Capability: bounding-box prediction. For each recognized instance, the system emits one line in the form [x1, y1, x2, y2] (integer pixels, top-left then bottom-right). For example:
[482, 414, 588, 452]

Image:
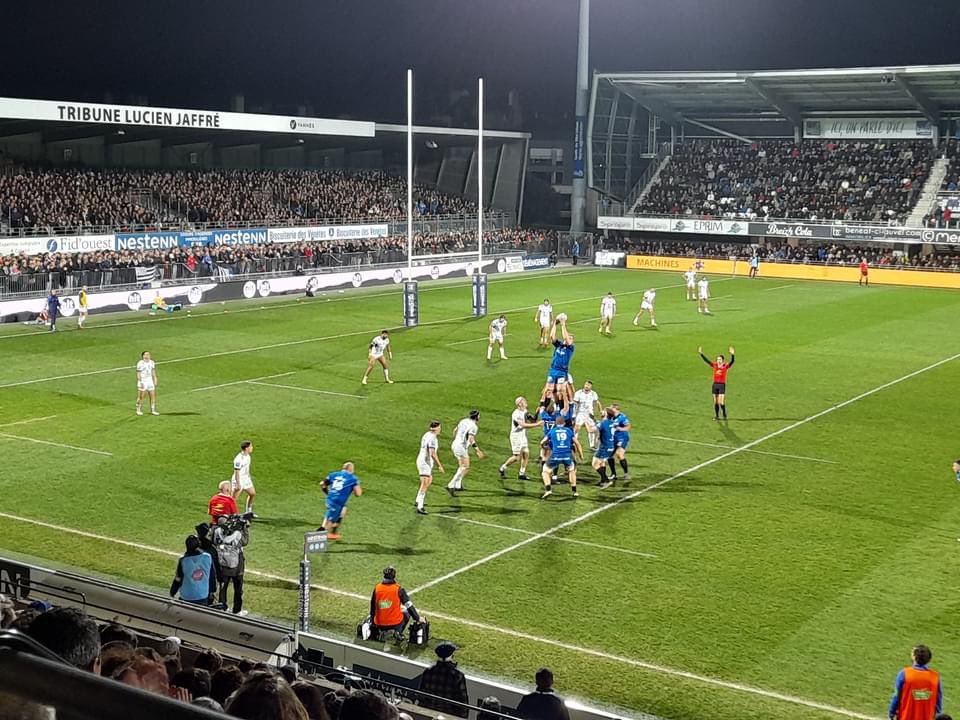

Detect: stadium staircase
[625, 145, 672, 215]
[907, 156, 950, 226]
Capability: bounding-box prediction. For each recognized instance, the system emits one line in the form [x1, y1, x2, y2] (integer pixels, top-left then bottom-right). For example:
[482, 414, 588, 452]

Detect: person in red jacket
[888, 644, 942, 720]
[699, 346, 735, 420]
[208, 481, 238, 523]
[859, 258, 869, 286]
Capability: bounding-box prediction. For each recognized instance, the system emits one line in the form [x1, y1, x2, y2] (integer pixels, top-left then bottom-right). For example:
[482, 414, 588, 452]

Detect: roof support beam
[684, 118, 753, 144]
[744, 78, 804, 128]
[613, 83, 683, 126]
[892, 75, 940, 124]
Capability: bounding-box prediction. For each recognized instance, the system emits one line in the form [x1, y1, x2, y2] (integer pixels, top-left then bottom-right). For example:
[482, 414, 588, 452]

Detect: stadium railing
[0, 210, 514, 238]
[598, 208, 918, 228]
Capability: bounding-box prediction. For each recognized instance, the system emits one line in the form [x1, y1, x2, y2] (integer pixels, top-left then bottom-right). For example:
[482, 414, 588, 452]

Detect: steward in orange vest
[370, 566, 421, 635]
[889, 645, 942, 720]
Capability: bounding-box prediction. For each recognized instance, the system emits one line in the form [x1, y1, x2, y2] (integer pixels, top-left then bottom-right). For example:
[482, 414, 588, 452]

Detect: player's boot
[361, 376, 368, 385]
[518, 473, 529, 481]
[416, 507, 428, 515]
[499, 466, 507, 479]
[136, 407, 143, 416]
[540, 489, 552, 500]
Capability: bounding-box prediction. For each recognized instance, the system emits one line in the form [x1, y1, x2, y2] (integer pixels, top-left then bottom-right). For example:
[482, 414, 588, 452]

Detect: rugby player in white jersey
[487, 314, 508, 361]
[572, 380, 601, 450]
[599, 292, 616, 335]
[362, 330, 394, 385]
[231, 440, 257, 518]
[135, 351, 159, 416]
[633, 288, 657, 327]
[414, 421, 444, 515]
[684, 267, 698, 301]
[534, 299, 553, 347]
[448, 410, 485, 494]
[697, 277, 711, 314]
[499, 396, 540, 481]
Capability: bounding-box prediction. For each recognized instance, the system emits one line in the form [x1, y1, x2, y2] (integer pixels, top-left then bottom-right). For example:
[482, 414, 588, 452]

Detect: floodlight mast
[570, 0, 589, 234]
[407, 68, 414, 282]
[477, 77, 484, 270]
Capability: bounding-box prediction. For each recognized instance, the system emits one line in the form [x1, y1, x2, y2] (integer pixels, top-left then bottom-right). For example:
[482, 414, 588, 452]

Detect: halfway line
[435, 513, 657, 558]
[409, 350, 960, 596]
[647, 434, 838, 465]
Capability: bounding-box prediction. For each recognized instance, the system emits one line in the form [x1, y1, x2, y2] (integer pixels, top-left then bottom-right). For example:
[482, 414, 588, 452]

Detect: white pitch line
[247, 380, 365, 399]
[764, 284, 796, 291]
[0, 415, 58, 428]
[409, 350, 960, 597]
[435, 513, 657, 558]
[0, 277, 738, 391]
[0, 509, 878, 719]
[0, 432, 113, 457]
[192, 371, 297, 393]
[647, 434, 838, 465]
[447, 335, 505, 347]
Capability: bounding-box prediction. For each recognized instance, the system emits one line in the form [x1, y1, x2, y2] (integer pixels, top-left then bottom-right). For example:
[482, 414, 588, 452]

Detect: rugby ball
[556, 313, 568, 323]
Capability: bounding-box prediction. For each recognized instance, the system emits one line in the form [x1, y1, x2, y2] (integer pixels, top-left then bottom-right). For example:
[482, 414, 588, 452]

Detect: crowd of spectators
[0, 228, 559, 294]
[941, 138, 959, 192]
[623, 238, 960, 271]
[0, 598, 572, 720]
[0, 166, 478, 232]
[638, 138, 934, 223]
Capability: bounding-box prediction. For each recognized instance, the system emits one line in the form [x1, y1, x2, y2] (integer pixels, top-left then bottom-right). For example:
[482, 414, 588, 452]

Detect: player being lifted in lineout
[362, 329, 393, 385]
[487, 314, 508, 361]
[535, 299, 553, 347]
[599, 292, 616, 335]
[633, 288, 657, 328]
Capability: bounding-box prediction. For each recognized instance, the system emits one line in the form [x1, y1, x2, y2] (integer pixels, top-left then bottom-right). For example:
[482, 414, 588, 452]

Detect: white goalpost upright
[402, 68, 419, 327]
[472, 77, 488, 317]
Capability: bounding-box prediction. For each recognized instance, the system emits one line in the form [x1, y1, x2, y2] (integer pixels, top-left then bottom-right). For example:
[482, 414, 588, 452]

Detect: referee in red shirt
[698, 346, 735, 420]
[859, 258, 869, 286]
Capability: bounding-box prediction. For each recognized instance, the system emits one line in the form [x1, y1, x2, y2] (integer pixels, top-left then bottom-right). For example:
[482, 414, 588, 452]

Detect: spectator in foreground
[226, 671, 308, 720]
[210, 665, 245, 707]
[170, 534, 216, 606]
[172, 668, 212, 702]
[25, 607, 101, 674]
[417, 641, 469, 717]
[339, 690, 398, 720]
[193, 647, 224, 674]
[478, 696, 503, 720]
[889, 644, 942, 719]
[291, 680, 332, 720]
[516, 668, 571, 720]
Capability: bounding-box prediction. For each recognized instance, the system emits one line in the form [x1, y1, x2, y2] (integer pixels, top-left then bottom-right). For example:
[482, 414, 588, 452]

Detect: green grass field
[1, 265, 959, 720]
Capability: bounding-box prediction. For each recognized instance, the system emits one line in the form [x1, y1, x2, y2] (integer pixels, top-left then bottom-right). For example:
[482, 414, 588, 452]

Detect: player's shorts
[546, 458, 575, 470]
[601, 311, 614, 320]
[369, 351, 385, 361]
[699, 292, 709, 300]
[489, 331, 504, 343]
[575, 414, 596, 431]
[324, 503, 345, 524]
[640, 301, 653, 312]
[452, 443, 469, 460]
[138, 380, 156, 392]
[231, 475, 254, 493]
[546, 369, 568, 385]
[509, 433, 528, 454]
[539, 318, 552, 329]
[79, 307, 88, 315]
[593, 446, 615, 461]
[712, 382, 726, 395]
[860, 269, 868, 276]
[615, 436, 630, 450]
[416, 460, 434, 477]
[686, 281, 696, 289]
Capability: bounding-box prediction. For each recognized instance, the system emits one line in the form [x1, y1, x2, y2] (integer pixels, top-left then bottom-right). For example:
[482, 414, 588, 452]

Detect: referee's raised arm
[697, 346, 713, 366]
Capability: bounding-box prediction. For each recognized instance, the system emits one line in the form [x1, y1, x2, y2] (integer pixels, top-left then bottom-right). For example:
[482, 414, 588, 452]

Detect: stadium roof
[595, 64, 960, 123]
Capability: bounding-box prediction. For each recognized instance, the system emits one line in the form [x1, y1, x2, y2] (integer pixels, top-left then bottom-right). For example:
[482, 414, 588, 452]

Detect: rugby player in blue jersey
[592, 408, 618, 489]
[540, 415, 582, 500]
[320, 462, 363, 540]
[542, 317, 575, 406]
[608, 403, 632, 483]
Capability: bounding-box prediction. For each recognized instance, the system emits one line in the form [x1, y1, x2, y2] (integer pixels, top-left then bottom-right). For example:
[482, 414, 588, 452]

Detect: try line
[409, 349, 960, 596]
[0, 510, 878, 719]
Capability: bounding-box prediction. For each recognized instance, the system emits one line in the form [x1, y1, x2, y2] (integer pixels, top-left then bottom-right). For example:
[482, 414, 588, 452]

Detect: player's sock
[721, 404, 727, 419]
[383, 369, 391, 382]
[588, 431, 597, 448]
[448, 468, 464, 489]
[519, 463, 527, 475]
[714, 403, 720, 419]
[415, 491, 426, 510]
[500, 348, 507, 359]
[607, 457, 617, 476]
[486, 346, 492, 360]
[620, 459, 629, 474]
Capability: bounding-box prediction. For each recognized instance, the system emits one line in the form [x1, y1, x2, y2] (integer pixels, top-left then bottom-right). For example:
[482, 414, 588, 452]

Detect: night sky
[4, 0, 959, 131]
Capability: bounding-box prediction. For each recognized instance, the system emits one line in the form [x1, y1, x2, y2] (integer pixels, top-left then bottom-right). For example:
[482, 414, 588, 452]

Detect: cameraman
[370, 566, 421, 641]
[214, 515, 249, 616]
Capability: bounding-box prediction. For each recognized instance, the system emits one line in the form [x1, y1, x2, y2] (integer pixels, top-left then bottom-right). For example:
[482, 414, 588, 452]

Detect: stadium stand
[637, 139, 934, 223]
[941, 139, 959, 193]
[0, 166, 478, 233]
[0, 228, 559, 295]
